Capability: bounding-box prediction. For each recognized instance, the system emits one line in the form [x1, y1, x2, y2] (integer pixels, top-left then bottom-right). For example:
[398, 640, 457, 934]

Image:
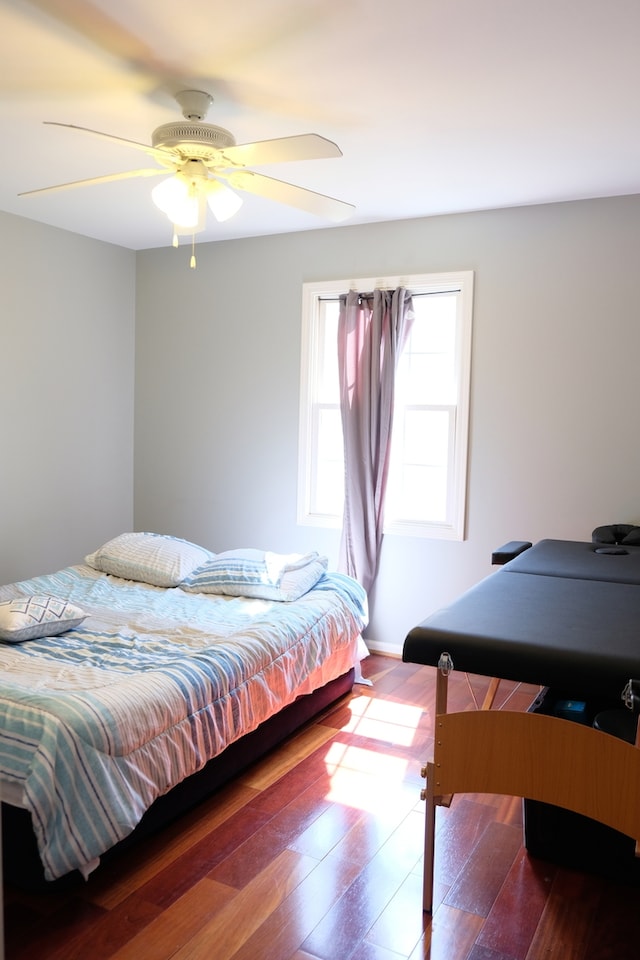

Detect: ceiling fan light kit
[151, 160, 243, 227]
[19, 89, 355, 269]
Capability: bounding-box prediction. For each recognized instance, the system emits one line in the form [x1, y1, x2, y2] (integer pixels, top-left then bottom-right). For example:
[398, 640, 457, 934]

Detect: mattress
[0, 564, 368, 880]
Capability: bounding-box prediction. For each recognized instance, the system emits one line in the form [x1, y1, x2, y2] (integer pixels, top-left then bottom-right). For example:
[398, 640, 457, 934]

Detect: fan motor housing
[152, 122, 236, 158]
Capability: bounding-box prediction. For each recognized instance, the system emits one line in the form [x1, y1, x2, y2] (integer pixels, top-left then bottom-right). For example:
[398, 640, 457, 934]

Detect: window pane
[400, 294, 458, 406]
[393, 464, 449, 523]
[317, 406, 343, 462]
[387, 409, 451, 523]
[311, 405, 343, 514]
[318, 304, 339, 402]
[409, 295, 456, 351]
[403, 354, 455, 405]
[311, 458, 344, 515]
[401, 409, 449, 465]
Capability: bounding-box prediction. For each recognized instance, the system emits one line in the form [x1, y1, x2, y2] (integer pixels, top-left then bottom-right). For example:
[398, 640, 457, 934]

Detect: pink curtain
[337, 287, 415, 591]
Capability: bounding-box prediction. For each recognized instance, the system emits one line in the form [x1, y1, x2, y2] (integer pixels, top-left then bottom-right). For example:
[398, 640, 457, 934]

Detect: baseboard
[363, 639, 403, 658]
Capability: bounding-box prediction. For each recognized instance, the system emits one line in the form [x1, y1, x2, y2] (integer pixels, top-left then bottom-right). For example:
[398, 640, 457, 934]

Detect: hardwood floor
[5, 654, 640, 960]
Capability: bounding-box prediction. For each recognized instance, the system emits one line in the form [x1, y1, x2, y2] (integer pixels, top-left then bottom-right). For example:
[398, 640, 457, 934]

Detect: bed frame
[2, 667, 355, 891]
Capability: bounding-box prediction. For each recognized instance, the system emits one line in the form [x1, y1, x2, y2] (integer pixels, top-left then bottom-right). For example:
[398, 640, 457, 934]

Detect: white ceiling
[2, 0, 640, 251]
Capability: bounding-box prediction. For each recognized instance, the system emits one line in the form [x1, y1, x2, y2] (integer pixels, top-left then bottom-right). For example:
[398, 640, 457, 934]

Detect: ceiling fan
[20, 89, 355, 265]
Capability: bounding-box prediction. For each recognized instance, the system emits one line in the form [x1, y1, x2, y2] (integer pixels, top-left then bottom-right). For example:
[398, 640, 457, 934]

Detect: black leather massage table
[403, 537, 640, 911]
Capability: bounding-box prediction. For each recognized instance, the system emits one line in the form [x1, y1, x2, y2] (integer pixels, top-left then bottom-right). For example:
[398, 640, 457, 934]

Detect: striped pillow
[180, 549, 328, 601]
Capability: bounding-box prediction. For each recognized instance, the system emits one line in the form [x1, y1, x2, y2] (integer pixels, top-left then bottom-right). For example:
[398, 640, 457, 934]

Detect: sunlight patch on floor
[323, 751, 413, 812]
[340, 692, 426, 745]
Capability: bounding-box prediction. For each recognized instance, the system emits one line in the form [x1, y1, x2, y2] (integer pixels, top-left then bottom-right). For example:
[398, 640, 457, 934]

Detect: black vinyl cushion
[502, 538, 640, 584]
[403, 564, 640, 697]
[592, 523, 640, 546]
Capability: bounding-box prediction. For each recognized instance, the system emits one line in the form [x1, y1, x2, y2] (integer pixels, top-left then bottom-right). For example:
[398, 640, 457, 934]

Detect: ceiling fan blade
[44, 122, 174, 164]
[226, 170, 354, 222]
[219, 133, 342, 168]
[27, 0, 176, 82]
[19, 168, 167, 198]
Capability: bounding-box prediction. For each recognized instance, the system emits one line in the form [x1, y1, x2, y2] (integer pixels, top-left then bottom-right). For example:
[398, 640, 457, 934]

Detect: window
[297, 271, 473, 540]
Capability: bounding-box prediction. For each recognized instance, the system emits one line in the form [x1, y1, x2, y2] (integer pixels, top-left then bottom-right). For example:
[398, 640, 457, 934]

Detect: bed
[0, 533, 368, 887]
[403, 534, 640, 911]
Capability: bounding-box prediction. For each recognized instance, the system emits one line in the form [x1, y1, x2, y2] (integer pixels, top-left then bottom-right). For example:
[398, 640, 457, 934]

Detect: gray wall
[3, 196, 639, 654]
[135, 195, 640, 654]
[0, 211, 135, 583]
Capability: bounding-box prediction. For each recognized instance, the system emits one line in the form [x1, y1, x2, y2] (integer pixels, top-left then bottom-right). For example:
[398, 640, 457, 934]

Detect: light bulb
[152, 176, 200, 228]
[206, 181, 243, 222]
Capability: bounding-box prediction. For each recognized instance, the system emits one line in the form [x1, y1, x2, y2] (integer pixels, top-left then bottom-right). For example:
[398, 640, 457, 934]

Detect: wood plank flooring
[5, 654, 640, 960]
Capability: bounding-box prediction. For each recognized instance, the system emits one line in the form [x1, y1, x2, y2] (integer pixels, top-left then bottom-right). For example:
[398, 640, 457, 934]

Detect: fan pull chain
[169, 225, 197, 269]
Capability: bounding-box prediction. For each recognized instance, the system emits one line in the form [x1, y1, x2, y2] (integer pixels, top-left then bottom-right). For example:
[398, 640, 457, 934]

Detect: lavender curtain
[337, 287, 415, 591]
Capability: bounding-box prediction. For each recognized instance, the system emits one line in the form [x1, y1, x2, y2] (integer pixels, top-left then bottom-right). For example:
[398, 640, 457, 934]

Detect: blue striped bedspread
[0, 565, 368, 880]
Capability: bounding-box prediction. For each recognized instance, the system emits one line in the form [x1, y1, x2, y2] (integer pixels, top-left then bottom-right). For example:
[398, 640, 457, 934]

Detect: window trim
[297, 271, 474, 540]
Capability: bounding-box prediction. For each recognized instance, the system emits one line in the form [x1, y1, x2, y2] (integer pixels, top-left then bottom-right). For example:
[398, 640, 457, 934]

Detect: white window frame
[297, 271, 473, 540]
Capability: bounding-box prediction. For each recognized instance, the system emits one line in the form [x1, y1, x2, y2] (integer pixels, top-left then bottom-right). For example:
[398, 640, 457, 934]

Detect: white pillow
[85, 532, 213, 587]
[180, 548, 328, 601]
[0, 595, 86, 644]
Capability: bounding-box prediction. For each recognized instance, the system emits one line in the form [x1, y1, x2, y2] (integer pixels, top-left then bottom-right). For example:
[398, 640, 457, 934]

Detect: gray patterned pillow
[0, 595, 86, 643]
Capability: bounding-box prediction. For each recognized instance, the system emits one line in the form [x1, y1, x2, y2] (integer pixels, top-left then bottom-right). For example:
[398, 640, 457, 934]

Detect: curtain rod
[319, 289, 461, 301]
